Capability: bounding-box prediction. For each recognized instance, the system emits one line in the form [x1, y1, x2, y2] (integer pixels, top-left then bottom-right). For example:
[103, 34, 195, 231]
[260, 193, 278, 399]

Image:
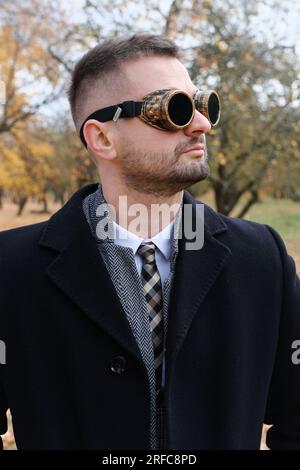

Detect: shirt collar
[83, 182, 183, 266]
[113, 217, 175, 261]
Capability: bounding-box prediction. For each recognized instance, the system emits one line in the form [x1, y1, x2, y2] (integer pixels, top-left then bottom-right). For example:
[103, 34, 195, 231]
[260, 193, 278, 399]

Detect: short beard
[120, 138, 210, 197]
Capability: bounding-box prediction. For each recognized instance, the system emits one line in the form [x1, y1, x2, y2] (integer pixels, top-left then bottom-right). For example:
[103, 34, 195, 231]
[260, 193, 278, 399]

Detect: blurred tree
[0, 0, 72, 211]
[0, 0, 65, 134]
[46, 116, 98, 205]
[0, 0, 299, 217]
[0, 116, 98, 215]
[59, 0, 299, 217]
[0, 120, 56, 215]
[264, 110, 300, 201]
[179, 1, 300, 216]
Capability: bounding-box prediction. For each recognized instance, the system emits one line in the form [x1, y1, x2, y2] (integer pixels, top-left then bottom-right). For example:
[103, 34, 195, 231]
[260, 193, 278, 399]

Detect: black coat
[0, 183, 300, 450]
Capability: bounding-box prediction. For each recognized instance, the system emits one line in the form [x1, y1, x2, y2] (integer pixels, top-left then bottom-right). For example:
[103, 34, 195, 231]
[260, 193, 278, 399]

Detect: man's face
[112, 56, 212, 196]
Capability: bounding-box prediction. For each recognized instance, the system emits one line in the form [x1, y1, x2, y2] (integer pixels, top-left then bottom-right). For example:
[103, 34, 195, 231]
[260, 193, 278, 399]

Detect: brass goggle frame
[79, 88, 221, 148]
[139, 88, 221, 131]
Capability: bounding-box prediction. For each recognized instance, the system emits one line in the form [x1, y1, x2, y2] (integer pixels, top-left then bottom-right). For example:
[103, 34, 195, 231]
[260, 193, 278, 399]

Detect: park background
[0, 0, 299, 450]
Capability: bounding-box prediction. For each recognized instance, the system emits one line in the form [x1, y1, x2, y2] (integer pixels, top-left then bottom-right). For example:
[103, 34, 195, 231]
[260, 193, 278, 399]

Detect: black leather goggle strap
[79, 101, 143, 148]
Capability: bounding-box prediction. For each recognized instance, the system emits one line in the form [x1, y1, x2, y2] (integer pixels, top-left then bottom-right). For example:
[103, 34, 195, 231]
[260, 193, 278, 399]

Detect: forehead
[120, 56, 196, 99]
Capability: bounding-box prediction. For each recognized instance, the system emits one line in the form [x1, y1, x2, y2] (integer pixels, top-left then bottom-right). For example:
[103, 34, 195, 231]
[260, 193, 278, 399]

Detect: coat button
[110, 356, 126, 374]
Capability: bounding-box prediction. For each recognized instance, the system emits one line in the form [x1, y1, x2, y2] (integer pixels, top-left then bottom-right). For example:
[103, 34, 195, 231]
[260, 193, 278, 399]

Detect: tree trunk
[236, 190, 259, 218]
[41, 197, 50, 214]
[17, 196, 28, 216]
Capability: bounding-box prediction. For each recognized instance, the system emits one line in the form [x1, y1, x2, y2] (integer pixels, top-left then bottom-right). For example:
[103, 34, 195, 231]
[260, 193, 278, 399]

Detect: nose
[183, 109, 211, 137]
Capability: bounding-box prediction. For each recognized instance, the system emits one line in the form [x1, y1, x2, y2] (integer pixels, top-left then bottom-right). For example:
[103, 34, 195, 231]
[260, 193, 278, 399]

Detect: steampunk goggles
[79, 88, 221, 148]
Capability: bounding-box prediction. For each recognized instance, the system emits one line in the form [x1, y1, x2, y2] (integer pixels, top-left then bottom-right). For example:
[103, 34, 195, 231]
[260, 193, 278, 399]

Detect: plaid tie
[138, 242, 164, 398]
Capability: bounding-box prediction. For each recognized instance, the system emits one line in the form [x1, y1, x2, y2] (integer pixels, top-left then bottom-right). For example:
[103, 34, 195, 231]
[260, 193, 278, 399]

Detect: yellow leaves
[218, 152, 227, 166]
[0, 117, 98, 203]
[227, 92, 236, 101]
[29, 140, 53, 159]
[244, 52, 254, 63]
[215, 35, 228, 52]
[198, 11, 207, 21]
[217, 40, 229, 52]
[0, 11, 62, 138]
[0, 144, 27, 191]
[0, 122, 55, 197]
[6, 93, 29, 119]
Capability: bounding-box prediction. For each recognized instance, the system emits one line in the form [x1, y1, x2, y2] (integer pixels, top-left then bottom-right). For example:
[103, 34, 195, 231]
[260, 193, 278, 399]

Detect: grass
[240, 196, 300, 273]
[249, 213, 300, 237]
[245, 199, 300, 239]
[199, 191, 300, 274]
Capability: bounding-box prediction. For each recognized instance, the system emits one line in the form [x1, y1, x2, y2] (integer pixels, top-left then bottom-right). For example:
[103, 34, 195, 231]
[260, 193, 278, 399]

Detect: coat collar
[39, 183, 232, 370]
[39, 182, 228, 249]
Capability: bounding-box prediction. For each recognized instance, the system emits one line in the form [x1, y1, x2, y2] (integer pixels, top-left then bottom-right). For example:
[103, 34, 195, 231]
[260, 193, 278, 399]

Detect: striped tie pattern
[138, 242, 164, 399]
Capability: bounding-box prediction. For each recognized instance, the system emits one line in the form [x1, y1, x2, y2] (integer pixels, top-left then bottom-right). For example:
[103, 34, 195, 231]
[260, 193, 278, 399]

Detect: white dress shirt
[112, 219, 175, 286]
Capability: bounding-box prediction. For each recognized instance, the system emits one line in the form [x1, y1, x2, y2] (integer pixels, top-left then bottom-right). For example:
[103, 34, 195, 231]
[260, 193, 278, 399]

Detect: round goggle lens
[207, 92, 220, 126]
[168, 93, 194, 126]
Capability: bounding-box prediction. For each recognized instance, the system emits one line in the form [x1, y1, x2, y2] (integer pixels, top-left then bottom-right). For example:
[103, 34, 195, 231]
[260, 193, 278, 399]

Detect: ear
[82, 119, 117, 160]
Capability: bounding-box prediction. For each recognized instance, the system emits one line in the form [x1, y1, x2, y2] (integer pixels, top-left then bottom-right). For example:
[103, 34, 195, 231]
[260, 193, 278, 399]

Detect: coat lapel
[165, 191, 232, 386]
[38, 183, 142, 363]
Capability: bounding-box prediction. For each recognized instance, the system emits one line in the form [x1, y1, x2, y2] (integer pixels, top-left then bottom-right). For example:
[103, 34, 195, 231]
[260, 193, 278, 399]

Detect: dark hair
[67, 33, 180, 128]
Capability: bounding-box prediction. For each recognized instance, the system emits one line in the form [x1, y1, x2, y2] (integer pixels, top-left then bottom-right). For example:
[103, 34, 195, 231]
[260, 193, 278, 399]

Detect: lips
[183, 144, 205, 153]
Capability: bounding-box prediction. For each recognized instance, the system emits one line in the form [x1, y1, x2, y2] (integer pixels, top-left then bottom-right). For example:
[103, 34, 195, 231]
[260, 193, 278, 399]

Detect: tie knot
[137, 242, 156, 263]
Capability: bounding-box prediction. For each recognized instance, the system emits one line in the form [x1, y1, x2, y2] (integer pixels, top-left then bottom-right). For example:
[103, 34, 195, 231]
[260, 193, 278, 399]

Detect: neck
[101, 180, 183, 239]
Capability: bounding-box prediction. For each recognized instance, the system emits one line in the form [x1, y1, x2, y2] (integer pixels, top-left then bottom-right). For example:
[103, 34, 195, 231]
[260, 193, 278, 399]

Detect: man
[0, 33, 300, 450]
